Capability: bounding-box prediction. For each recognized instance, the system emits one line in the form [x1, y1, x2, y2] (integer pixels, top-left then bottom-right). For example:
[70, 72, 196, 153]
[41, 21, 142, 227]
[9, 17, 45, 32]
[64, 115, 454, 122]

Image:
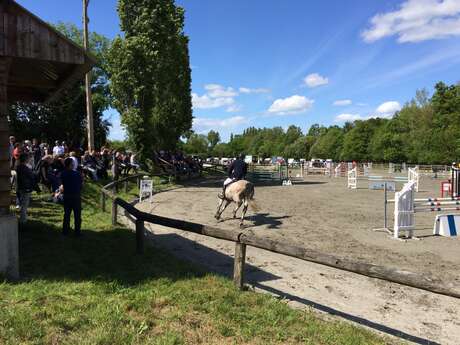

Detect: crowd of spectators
[9, 136, 140, 205]
[153, 150, 202, 177]
[9, 136, 201, 227]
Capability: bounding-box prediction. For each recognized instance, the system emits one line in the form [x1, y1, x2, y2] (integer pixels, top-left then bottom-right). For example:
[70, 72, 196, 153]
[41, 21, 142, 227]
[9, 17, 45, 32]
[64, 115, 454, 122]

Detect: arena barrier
[378, 181, 460, 239]
[247, 171, 281, 182]
[334, 162, 347, 177]
[305, 165, 332, 176]
[347, 166, 418, 191]
[433, 214, 460, 237]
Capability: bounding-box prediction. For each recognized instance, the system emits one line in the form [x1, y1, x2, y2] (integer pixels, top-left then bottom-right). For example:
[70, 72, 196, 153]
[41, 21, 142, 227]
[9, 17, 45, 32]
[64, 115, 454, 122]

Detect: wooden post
[233, 242, 246, 290]
[0, 58, 11, 215]
[135, 219, 144, 254]
[83, 0, 94, 152]
[111, 199, 117, 226]
[101, 192, 106, 212]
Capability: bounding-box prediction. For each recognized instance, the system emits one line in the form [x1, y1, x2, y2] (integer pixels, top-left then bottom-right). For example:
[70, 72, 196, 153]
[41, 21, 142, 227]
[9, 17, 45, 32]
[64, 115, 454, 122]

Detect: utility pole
[83, 0, 95, 152]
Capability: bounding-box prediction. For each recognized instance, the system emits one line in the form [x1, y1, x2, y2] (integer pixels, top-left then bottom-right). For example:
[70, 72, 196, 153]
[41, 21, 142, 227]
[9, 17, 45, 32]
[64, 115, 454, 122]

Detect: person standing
[60, 157, 83, 236]
[9, 136, 16, 169]
[16, 153, 35, 224]
[32, 138, 42, 169]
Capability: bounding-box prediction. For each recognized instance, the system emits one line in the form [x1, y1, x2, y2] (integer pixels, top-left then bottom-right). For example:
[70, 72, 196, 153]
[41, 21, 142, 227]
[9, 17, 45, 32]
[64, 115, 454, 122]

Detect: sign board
[369, 181, 395, 191]
[245, 155, 253, 164]
[139, 179, 153, 202]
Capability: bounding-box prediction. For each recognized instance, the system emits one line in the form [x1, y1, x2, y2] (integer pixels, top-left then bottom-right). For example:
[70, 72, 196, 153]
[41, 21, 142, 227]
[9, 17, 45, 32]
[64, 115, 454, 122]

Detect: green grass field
[0, 178, 391, 344]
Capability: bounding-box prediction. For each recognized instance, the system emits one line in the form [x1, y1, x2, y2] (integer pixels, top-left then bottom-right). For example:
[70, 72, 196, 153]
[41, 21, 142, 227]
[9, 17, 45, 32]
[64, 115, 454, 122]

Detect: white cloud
[192, 93, 235, 109]
[334, 113, 366, 122]
[334, 101, 402, 122]
[268, 95, 314, 115]
[226, 104, 242, 113]
[375, 101, 401, 117]
[204, 84, 238, 98]
[239, 87, 270, 94]
[333, 99, 352, 106]
[362, 0, 460, 43]
[193, 116, 248, 132]
[304, 73, 329, 88]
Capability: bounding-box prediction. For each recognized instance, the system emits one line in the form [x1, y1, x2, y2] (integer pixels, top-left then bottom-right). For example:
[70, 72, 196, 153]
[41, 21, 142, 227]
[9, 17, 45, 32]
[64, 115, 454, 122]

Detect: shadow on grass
[19, 199, 280, 287]
[18, 219, 205, 286]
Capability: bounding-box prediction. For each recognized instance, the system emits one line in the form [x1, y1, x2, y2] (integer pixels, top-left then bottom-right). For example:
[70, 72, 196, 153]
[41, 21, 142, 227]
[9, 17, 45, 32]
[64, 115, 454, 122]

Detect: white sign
[139, 179, 153, 202]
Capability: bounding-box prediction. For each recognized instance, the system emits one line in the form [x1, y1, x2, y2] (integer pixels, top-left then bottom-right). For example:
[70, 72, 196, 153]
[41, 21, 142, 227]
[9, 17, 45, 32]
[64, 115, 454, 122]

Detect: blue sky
[17, 0, 460, 142]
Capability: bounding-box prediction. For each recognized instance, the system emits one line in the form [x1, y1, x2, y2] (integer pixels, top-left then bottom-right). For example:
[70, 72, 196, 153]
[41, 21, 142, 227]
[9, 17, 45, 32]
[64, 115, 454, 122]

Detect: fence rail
[101, 175, 460, 300]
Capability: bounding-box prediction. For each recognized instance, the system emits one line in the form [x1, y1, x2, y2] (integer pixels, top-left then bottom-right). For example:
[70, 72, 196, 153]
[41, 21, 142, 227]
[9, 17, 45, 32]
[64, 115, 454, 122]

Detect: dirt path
[135, 175, 460, 344]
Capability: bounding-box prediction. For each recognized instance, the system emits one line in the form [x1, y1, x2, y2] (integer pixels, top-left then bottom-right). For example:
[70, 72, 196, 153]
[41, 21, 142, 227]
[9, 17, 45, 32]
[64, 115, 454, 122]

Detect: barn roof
[0, 0, 96, 103]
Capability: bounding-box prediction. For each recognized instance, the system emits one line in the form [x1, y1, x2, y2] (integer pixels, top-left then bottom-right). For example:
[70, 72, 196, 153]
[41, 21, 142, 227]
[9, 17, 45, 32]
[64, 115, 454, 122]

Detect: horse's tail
[246, 182, 259, 212]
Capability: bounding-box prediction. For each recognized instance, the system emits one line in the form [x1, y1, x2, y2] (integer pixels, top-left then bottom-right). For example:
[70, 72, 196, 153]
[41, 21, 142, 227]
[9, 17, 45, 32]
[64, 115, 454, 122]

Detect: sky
[16, 0, 460, 142]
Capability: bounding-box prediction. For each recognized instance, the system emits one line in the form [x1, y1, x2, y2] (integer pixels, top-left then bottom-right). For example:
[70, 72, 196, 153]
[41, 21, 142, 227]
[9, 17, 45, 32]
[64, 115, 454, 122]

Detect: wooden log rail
[101, 174, 460, 300]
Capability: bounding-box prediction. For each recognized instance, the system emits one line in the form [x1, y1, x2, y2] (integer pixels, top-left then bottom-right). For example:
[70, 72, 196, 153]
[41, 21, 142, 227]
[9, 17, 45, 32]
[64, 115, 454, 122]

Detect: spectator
[52, 140, 65, 157]
[100, 149, 110, 179]
[69, 151, 79, 171]
[16, 153, 35, 224]
[9, 136, 15, 169]
[111, 151, 122, 182]
[60, 157, 82, 236]
[13, 143, 21, 163]
[32, 138, 42, 169]
[82, 151, 98, 181]
[130, 153, 140, 172]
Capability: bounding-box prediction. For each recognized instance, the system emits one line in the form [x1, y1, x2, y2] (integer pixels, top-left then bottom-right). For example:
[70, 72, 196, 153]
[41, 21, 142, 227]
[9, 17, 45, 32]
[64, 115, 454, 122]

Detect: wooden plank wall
[0, 57, 11, 214]
[0, 1, 85, 65]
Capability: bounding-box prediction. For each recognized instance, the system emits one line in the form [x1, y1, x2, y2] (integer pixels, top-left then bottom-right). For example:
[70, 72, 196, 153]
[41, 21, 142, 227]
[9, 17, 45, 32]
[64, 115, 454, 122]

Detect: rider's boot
[218, 186, 226, 199]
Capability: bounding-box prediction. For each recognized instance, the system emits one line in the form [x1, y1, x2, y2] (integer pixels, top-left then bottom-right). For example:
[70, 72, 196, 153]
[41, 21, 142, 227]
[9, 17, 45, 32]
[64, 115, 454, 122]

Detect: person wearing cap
[218, 153, 248, 199]
[60, 157, 83, 236]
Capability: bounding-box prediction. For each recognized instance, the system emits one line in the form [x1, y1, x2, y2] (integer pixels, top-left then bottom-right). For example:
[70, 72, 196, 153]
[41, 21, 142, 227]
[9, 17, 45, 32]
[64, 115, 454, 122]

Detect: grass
[0, 177, 392, 345]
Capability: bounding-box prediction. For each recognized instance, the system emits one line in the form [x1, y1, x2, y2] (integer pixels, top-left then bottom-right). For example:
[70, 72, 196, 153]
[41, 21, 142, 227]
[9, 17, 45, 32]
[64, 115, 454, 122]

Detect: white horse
[214, 180, 257, 228]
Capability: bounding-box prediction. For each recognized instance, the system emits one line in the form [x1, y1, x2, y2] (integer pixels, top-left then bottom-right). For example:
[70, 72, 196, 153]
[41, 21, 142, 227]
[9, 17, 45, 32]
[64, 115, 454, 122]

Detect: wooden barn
[0, 0, 95, 278]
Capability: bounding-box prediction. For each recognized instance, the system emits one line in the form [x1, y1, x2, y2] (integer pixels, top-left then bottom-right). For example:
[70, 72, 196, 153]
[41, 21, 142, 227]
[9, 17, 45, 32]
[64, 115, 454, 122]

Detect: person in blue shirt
[60, 157, 83, 236]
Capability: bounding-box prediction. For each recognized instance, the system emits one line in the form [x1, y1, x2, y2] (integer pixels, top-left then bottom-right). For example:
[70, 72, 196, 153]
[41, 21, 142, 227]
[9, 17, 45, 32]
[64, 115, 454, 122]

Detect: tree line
[182, 83, 460, 164]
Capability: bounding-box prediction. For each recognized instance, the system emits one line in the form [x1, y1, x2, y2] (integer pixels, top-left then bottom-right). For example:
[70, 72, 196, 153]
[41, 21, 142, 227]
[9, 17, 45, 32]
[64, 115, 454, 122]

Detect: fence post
[233, 242, 246, 290]
[136, 219, 144, 254]
[101, 192, 106, 213]
[124, 179, 128, 193]
[111, 199, 118, 226]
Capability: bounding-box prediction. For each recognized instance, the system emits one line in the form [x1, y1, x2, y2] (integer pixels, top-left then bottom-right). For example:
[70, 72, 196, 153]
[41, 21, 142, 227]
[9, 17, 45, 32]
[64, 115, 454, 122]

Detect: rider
[218, 153, 248, 199]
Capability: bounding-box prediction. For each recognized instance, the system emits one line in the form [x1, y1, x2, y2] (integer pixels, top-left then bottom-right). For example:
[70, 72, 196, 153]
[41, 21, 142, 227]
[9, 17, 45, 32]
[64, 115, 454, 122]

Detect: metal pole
[383, 182, 387, 229]
[83, 0, 95, 152]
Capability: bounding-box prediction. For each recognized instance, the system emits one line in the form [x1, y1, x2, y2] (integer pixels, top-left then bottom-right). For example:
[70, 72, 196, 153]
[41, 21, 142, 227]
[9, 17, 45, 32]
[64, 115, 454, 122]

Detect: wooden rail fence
[101, 175, 460, 300]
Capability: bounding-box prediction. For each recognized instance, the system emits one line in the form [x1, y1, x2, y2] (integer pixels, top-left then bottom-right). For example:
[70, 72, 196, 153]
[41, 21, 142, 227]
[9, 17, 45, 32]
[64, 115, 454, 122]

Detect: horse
[214, 179, 257, 228]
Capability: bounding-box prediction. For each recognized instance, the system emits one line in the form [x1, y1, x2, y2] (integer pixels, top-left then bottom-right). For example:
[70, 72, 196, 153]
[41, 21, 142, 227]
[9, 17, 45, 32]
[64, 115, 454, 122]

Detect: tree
[207, 130, 221, 152]
[8, 23, 112, 148]
[183, 133, 208, 156]
[310, 127, 344, 160]
[108, 0, 192, 161]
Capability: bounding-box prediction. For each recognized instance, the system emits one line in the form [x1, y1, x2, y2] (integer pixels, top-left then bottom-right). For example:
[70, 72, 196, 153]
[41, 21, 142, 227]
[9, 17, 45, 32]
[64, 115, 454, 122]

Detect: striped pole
[414, 207, 460, 212]
[416, 201, 460, 206]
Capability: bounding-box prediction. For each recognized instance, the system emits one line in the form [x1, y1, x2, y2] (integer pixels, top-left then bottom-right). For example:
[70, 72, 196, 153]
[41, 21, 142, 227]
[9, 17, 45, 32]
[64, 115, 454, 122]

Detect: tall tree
[108, 0, 192, 161]
[207, 130, 221, 151]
